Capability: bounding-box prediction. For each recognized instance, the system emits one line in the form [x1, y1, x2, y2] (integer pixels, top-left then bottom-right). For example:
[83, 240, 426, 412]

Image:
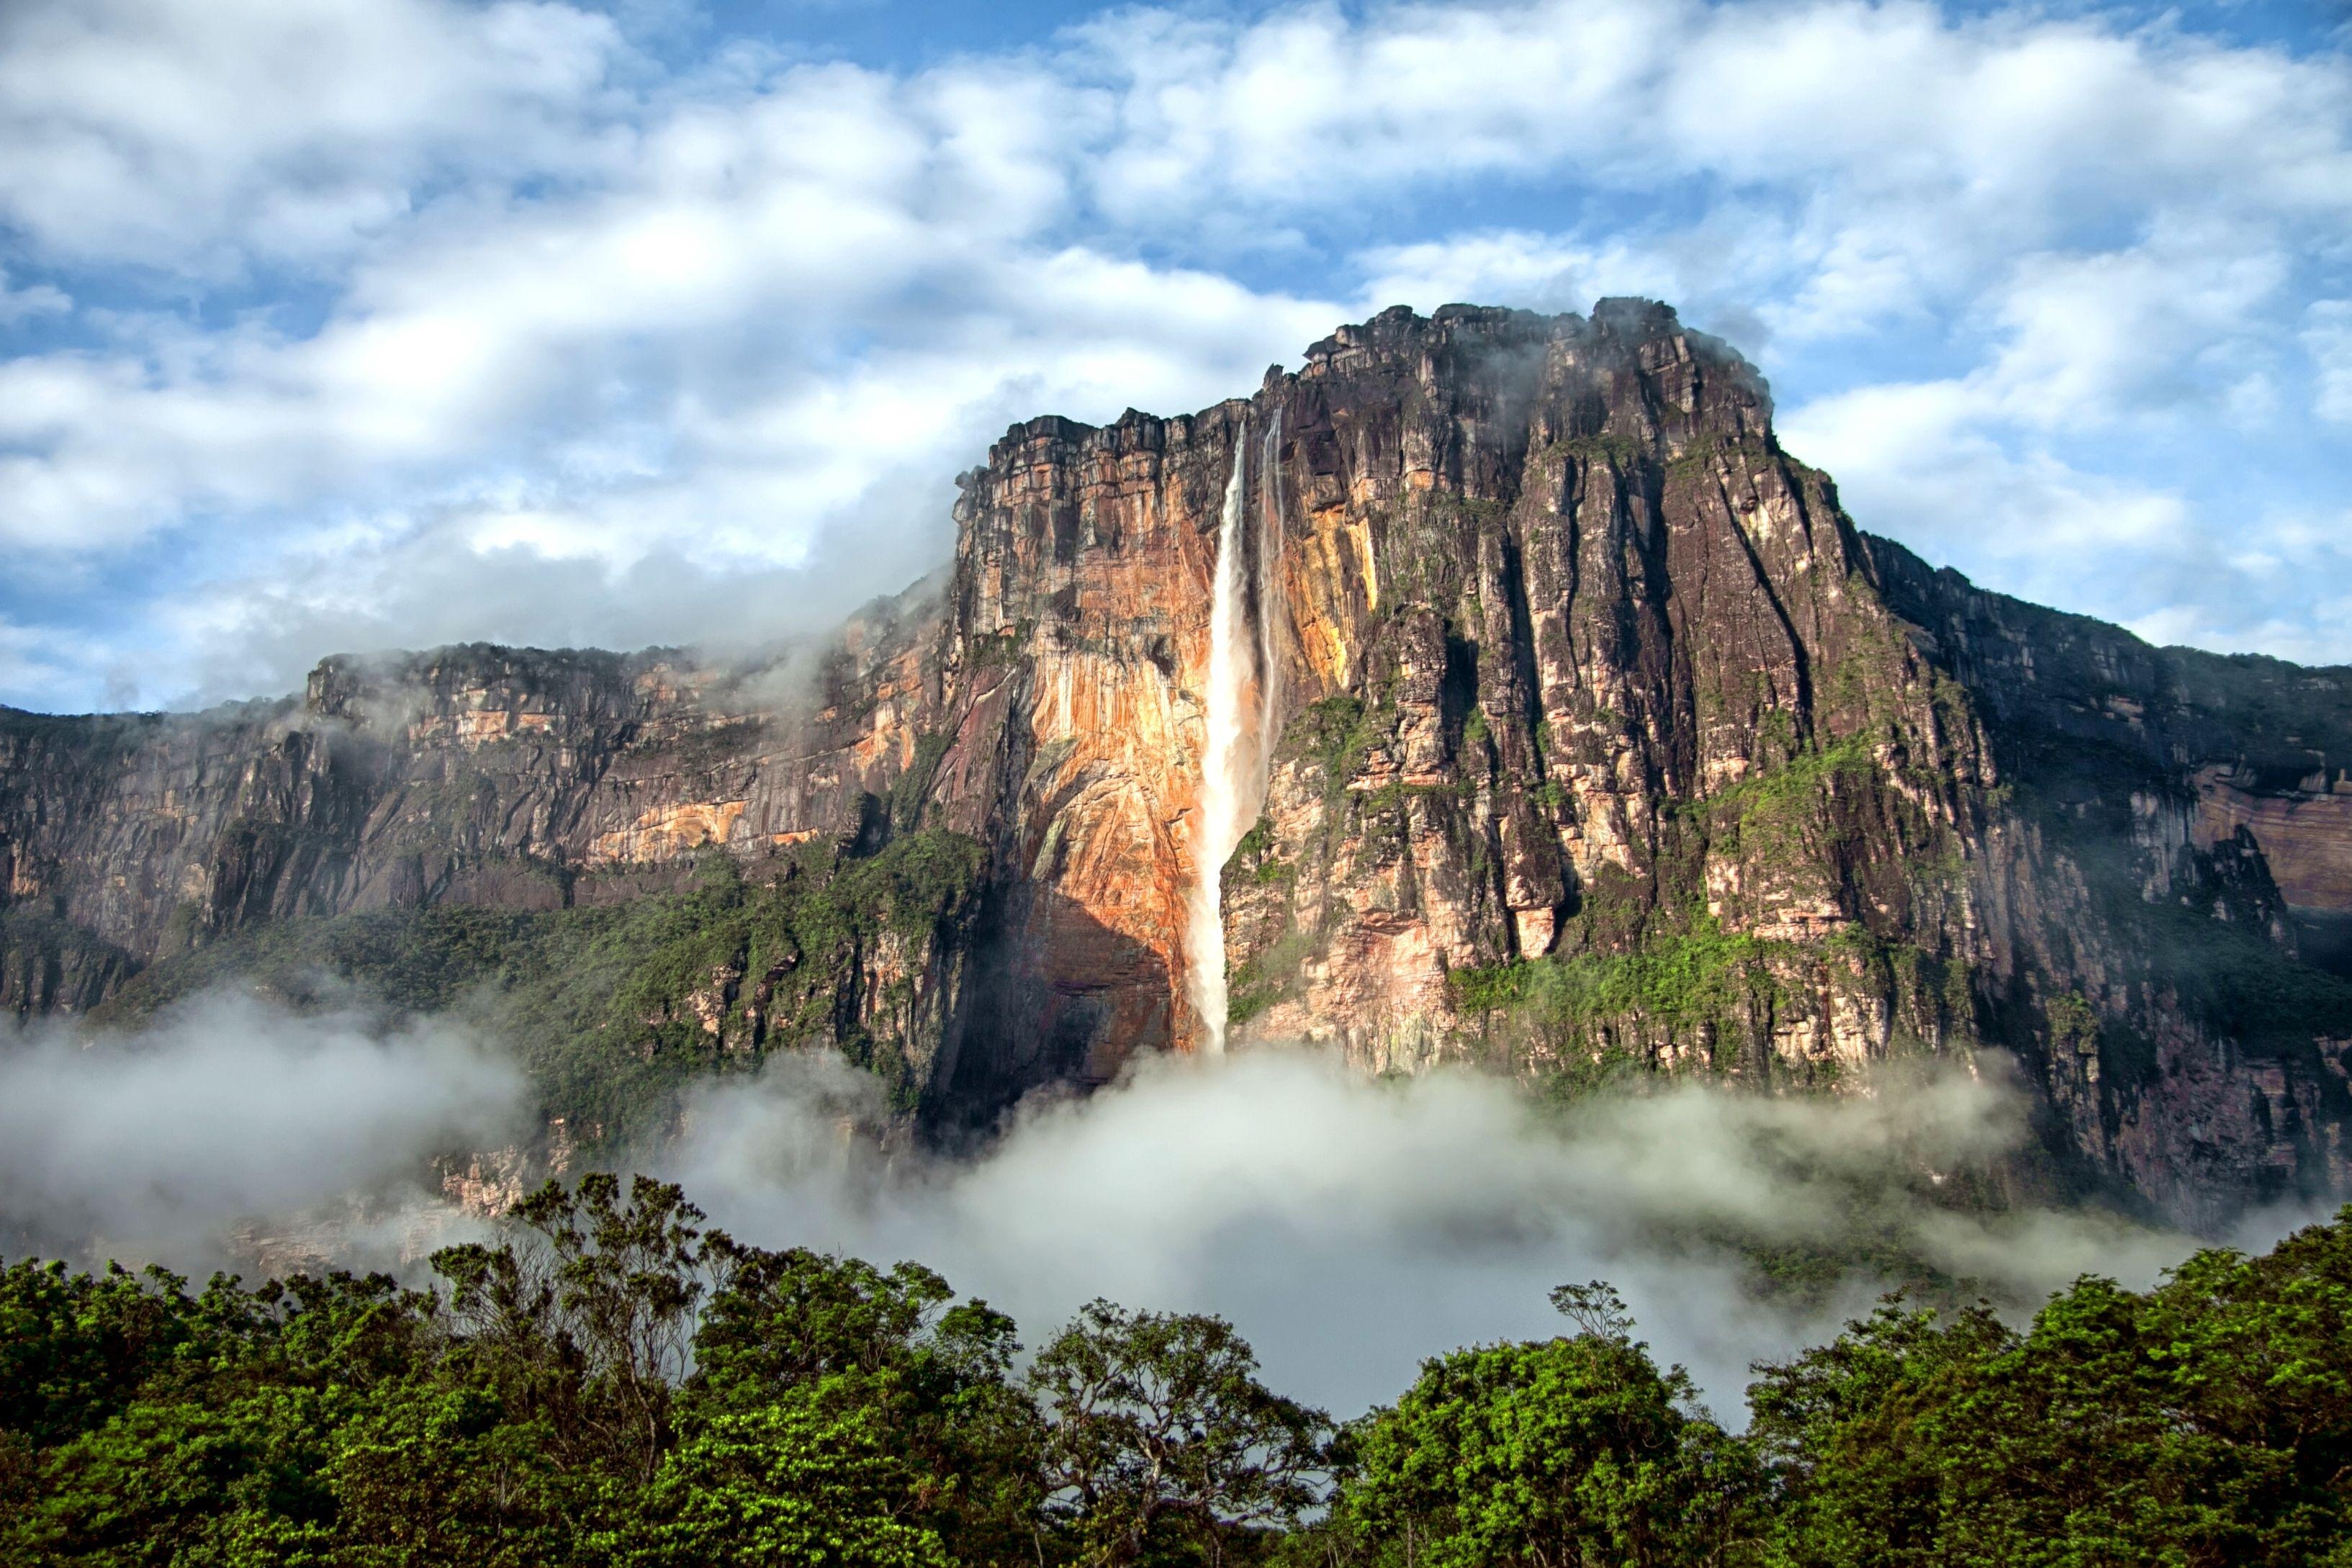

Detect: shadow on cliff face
[932, 884, 1178, 1128]
[654, 1046, 2248, 1420]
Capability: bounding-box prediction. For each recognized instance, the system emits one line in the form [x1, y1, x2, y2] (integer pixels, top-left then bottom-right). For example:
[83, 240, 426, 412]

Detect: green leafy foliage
[622, 1400, 949, 1568]
[1333, 1283, 1756, 1568]
[1711, 736, 1878, 847]
[0, 1174, 1325, 1567]
[0, 1258, 207, 1449]
[2045, 989, 2099, 1058]
[1447, 912, 1771, 1045]
[1747, 1211, 2352, 1564]
[1284, 695, 1383, 806]
[96, 831, 987, 1145]
[690, 1245, 1042, 1563]
[9, 1193, 2352, 1564]
[1029, 1301, 1331, 1566]
[1227, 929, 1317, 1028]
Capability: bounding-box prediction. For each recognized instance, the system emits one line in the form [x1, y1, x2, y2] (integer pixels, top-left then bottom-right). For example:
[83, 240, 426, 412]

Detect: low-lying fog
[2, 993, 2317, 1418]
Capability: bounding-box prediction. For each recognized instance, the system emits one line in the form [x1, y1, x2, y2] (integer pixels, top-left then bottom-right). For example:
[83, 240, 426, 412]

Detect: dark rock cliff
[4, 301, 2348, 1227]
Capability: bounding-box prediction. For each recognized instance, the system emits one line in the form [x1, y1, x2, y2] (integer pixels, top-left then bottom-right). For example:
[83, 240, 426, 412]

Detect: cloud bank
[659, 1048, 2206, 1417]
[0, 0, 2347, 708]
[0, 993, 525, 1270]
[0, 990, 2292, 1420]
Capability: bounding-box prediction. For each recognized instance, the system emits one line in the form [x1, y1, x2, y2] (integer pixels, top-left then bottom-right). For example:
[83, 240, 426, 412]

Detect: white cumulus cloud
[0, 0, 2346, 708]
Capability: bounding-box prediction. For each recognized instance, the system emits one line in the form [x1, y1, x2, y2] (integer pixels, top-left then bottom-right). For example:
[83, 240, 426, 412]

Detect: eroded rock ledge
[6, 301, 2350, 1227]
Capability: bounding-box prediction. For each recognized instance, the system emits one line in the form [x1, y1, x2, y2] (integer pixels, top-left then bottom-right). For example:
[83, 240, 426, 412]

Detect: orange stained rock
[587, 800, 749, 867]
[2194, 772, 2352, 911]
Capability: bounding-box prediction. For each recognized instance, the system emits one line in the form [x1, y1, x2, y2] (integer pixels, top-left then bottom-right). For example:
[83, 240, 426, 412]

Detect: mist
[656, 1047, 2212, 1419]
[0, 993, 2269, 1422]
[0, 993, 526, 1273]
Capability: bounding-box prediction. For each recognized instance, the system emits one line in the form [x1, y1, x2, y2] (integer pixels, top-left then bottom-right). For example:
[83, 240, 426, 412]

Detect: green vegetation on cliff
[95, 830, 987, 1142]
[1449, 912, 1769, 1036]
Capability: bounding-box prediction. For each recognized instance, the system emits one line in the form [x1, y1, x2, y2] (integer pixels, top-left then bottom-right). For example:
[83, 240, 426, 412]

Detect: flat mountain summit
[7, 301, 2351, 1227]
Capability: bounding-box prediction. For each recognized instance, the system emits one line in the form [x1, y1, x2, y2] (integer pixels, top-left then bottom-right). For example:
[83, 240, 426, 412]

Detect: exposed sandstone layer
[1209, 305, 1985, 1071]
[1867, 543, 2352, 1218]
[929, 302, 2352, 1222]
[4, 302, 2350, 1226]
[920, 404, 1240, 1100]
[0, 588, 942, 985]
[2193, 772, 2352, 914]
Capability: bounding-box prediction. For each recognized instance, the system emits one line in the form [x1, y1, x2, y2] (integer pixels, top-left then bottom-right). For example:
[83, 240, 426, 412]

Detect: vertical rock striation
[4, 301, 2349, 1225]
[913, 301, 2352, 1220]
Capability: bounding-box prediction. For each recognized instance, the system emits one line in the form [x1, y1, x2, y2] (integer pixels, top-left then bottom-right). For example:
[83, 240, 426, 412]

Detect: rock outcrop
[5, 301, 2349, 1227]
[1, 590, 942, 981]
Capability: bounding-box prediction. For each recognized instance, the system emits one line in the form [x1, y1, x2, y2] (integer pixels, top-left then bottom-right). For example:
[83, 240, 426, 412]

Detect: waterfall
[1256, 410, 1285, 801]
[1185, 423, 1256, 1054]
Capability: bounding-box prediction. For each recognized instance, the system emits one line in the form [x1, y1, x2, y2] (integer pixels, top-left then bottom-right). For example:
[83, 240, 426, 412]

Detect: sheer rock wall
[6, 301, 2349, 1225]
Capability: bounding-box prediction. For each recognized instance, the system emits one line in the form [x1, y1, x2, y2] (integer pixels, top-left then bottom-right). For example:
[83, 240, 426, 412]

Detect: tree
[10, 1379, 345, 1563]
[15, 1184, 2340, 1568]
[1747, 1206, 2352, 1567]
[0, 1259, 203, 1449]
[694, 1247, 965, 1394]
[1029, 1300, 1330, 1567]
[324, 1382, 587, 1567]
[433, 1173, 718, 1484]
[1743, 1297, 2015, 1567]
[690, 1243, 1046, 1563]
[621, 1393, 949, 1568]
[1338, 1281, 1753, 1568]
[2, 1265, 446, 1566]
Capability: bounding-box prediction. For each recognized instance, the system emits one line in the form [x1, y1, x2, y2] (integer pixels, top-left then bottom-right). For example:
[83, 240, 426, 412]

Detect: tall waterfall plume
[1256, 410, 1286, 802]
[1185, 424, 1261, 1054]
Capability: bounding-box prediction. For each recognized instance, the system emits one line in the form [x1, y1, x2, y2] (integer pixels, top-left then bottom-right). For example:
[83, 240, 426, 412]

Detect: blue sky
[1, 0, 2348, 712]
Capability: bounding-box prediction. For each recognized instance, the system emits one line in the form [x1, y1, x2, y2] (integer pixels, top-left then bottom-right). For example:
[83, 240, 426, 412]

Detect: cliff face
[909, 300, 2352, 1221]
[1214, 305, 1987, 1064]
[918, 405, 1240, 1101]
[5, 301, 2349, 1227]
[1, 593, 941, 988]
[927, 302, 1982, 1080]
[1866, 544, 2352, 1218]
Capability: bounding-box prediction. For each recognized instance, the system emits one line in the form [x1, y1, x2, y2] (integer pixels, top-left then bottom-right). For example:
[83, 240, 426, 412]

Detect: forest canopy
[4, 1176, 2350, 1566]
